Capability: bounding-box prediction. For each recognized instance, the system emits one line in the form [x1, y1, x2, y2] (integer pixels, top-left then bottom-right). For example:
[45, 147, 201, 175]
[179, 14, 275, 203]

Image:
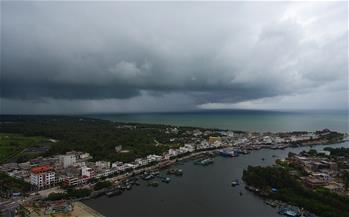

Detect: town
[0, 121, 345, 217]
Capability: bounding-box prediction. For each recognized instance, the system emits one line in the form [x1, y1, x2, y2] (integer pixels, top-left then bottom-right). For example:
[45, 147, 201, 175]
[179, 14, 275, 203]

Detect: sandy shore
[28, 202, 104, 217]
[70, 202, 105, 217]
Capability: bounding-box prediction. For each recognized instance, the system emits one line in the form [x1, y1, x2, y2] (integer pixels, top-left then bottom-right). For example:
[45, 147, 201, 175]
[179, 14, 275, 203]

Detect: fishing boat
[152, 171, 160, 176]
[278, 207, 300, 217]
[142, 174, 154, 180]
[195, 158, 214, 166]
[175, 169, 183, 176]
[167, 169, 183, 176]
[265, 200, 278, 207]
[132, 181, 140, 186]
[161, 177, 171, 183]
[105, 189, 122, 197]
[219, 149, 238, 157]
[167, 169, 176, 175]
[231, 179, 240, 186]
[148, 181, 159, 187]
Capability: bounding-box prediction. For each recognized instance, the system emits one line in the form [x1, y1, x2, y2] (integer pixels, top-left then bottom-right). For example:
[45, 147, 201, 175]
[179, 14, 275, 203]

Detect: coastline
[87, 111, 349, 134]
[1, 115, 347, 217]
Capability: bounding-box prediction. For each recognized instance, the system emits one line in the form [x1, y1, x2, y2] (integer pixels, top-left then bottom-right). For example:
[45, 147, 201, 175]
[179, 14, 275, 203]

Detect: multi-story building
[134, 158, 149, 167]
[168, 149, 178, 157]
[208, 136, 221, 145]
[95, 161, 110, 169]
[81, 166, 95, 178]
[30, 165, 55, 189]
[78, 152, 90, 160]
[63, 176, 89, 187]
[146, 155, 162, 163]
[59, 154, 76, 168]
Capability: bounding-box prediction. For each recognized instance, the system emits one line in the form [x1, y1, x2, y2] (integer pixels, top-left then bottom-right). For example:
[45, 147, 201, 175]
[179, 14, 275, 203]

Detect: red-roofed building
[31, 165, 52, 173]
[31, 165, 55, 189]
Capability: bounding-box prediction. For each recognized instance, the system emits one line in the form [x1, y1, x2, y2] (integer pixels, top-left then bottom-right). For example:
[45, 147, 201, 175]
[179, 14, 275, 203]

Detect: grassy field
[0, 133, 48, 163]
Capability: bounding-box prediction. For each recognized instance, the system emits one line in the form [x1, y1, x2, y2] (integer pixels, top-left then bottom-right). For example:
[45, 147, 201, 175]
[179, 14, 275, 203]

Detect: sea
[87, 109, 348, 133]
[84, 110, 349, 216]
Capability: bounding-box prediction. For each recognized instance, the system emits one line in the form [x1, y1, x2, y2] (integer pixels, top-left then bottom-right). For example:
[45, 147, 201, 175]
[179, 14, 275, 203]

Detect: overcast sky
[1, 1, 348, 114]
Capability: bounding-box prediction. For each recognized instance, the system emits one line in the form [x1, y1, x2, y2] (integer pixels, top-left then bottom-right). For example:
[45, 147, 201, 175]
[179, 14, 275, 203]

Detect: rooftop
[31, 165, 53, 174]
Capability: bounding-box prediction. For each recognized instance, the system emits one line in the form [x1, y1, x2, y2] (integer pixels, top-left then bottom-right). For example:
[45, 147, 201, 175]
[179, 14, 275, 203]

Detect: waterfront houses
[0, 128, 345, 206]
[0, 125, 346, 217]
[286, 150, 348, 195]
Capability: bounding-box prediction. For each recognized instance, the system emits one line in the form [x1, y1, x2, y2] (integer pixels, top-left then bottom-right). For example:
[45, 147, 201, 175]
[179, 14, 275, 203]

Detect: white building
[263, 136, 272, 144]
[30, 165, 55, 189]
[147, 155, 162, 163]
[111, 162, 133, 172]
[111, 161, 123, 169]
[183, 144, 195, 152]
[135, 158, 149, 167]
[179, 147, 189, 153]
[168, 149, 178, 157]
[212, 140, 223, 148]
[96, 169, 115, 178]
[273, 137, 284, 143]
[59, 154, 76, 168]
[193, 130, 203, 137]
[115, 145, 122, 152]
[227, 132, 234, 137]
[74, 161, 86, 167]
[124, 163, 136, 170]
[171, 128, 179, 134]
[79, 153, 90, 160]
[95, 161, 111, 169]
[81, 166, 94, 178]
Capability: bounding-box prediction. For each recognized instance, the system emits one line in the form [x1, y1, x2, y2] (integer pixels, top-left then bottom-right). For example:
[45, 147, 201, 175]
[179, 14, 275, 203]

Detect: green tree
[94, 181, 112, 191]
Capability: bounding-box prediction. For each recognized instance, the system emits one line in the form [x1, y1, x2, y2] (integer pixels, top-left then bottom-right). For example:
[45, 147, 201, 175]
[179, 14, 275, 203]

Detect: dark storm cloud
[1, 1, 348, 113]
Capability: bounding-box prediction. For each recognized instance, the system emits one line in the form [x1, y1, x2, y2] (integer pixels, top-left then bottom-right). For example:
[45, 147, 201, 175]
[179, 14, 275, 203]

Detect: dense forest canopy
[0, 115, 199, 162]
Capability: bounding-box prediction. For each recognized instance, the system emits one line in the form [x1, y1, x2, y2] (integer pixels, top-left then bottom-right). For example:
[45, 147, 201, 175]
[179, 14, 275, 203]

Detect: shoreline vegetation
[0, 115, 347, 216]
[0, 115, 345, 164]
[242, 148, 349, 217]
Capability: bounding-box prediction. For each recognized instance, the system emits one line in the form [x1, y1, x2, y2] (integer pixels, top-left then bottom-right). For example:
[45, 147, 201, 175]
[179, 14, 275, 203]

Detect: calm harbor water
[87, 110, 349, 133]
[84, 141, 349, 217]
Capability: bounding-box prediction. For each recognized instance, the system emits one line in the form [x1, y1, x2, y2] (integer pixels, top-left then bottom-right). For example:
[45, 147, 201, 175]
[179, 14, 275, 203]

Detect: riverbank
[242, 147, 349, 217]
[79, 137, 347, 201]
[30, 139, 348, 217]
[26, 202, 104, 217]
[71, 202, 105, 217]
[90, 137, 346, 195]
[84, 141, 349, 216]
